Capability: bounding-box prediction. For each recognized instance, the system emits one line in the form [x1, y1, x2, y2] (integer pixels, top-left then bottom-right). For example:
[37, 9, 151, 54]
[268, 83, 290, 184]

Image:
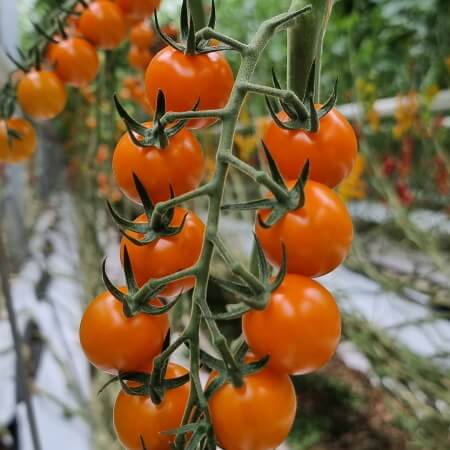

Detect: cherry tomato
[47, 37, 99, 87]
[0, 118, 36, 163]
[17, 70, 67, 120]
[243, 274, 341, 375]
[264, 109, 358, 188]
[208, 358, 297, 450]
[255, 180, 353, 277]
[117, 0, 161, 18]
[130, 20, 155, 49]
[78, 0, 127, 50]
[112, 123, 204, 204]
[128, 45, 153, 71]
[145, 46, 234, 129]
[114, 363, 189, 450]
[120, 208, 204, 297]
[79, 288, 168, 375]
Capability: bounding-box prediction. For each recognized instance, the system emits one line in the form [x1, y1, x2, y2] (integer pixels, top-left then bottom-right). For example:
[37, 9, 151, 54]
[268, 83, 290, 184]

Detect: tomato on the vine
[0, 118, 36, 162]
[112, 124, 204, 204]
[79, 288, 168, 375]
[47, 37, 99, 87]
[114, 363, 189, 450]
[145, 46, 234, 129]
[78, 0, 127, 50]
[120, 208, 204, 297]
[130, 20, 155, 49]
[128, 45, 153, 71]
[264, 108, 358, 188]
[256, 180, 353, 277]
[243, 274, 341, 375]
[17, 70, 67, 120]
[117, 0, 161, 18]
[208, 357, 297, 450]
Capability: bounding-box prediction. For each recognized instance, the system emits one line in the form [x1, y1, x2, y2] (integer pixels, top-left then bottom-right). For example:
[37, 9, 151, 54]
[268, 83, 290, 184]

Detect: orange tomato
[243, 274, 341, 375]
[130, 20, 155, 49]
[0, 118, 36, 162]
[264, 109, 358, 188]
[114, 362, 189, 450]
[116, 0, 161, 17]
[256, 180, 353, 277]
[128, 45, 153, 71]
[79, 288, 169, 375]
[145, 46, 234, 129]
[112, 123, 204, 204]
[120, 208, 204, 298]
[78, 0, 127, 50]
[47, 37, 99, 87]
[208, 359, 297, 450]
[17, 70, 67, 120]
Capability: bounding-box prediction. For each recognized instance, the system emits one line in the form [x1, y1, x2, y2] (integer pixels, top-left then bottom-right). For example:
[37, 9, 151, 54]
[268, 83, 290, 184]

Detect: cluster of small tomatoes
[0, 0, 166, 164]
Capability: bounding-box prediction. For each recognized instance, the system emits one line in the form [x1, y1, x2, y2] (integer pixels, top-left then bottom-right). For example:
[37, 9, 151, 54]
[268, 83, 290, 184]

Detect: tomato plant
[256, 180, 353, 277]
[264, 108, 358, 188]
[112, 123, 205, 204]
[145, 46, 234, 129]
[0, 118, 36, 162]
[114, 363, 189, 450]
[17, 70, 67, 119]
[208, 357, 297, 450]
[120, 208, 205, 297]
[47, 37, 100, 87]
[79, 289, 169, 375]
[243, 274, 341, 374]
[78, 0, 127, 50]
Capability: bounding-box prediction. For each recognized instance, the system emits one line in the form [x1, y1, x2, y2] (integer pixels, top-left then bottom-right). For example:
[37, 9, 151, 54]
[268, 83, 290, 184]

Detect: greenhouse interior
[0, 0, 449, 449]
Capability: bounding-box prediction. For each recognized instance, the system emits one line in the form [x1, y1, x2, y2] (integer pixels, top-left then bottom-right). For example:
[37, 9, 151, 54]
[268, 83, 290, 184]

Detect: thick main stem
[287, 0, 333, 101]
[0, 226, 42, 450]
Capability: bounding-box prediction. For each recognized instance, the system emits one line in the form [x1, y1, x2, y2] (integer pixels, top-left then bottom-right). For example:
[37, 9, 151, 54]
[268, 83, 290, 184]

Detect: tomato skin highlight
[264, 109, 358, 188]
[0, 119, 37, 163]
[79, 289, 168, 375]
[114, 363, 189, 450]
[78, 0, 127, 50]
[208, 362, 297, 450]
[145, 46, 234, 129]
[120, 208, 205, 298]
[243, 274, 341, 375]
[112, 123, 204, 204]
[17, 70, 67, 120]
[256, 180, 353, 277]
[47, 38, 100, 87]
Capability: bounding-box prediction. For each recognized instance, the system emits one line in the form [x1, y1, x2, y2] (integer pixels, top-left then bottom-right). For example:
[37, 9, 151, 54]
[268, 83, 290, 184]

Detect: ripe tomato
[120, 208, 204, 297]
[128, 45, 153, 71]
[243, 274, 341, 375]
[78, 0, 127, 50]
[112, 123, 204, 204]
[256, 180, 353, 277]
[114, 363, 189, 450]
[17, 70, 67, 120]
[117, 0, 161, 18]
[79, 288, 168, 375]
[264, 109, 358, 188]
[0, 118, 36, 162]
[145, 46, 234, 129]
[47, 38, 99, 87]
[130, 20, 155, 49]
[208, 358, 297, 450]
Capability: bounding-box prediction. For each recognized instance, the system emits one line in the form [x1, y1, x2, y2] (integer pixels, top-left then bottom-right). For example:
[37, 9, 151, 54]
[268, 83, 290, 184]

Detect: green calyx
[223, 141, 310, 227]
[0, 82, 17, 120]
[267, 61, 338, 132]
[154, 0, 230, 56]
[114, 90, 196, 149]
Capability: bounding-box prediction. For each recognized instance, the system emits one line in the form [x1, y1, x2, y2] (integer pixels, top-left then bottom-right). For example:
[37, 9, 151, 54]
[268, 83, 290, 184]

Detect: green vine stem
[287, 0, 334, 101]
[118, 6, 313, 448]
[0, 224, 42, 450]
[187, 0, 207, 30]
